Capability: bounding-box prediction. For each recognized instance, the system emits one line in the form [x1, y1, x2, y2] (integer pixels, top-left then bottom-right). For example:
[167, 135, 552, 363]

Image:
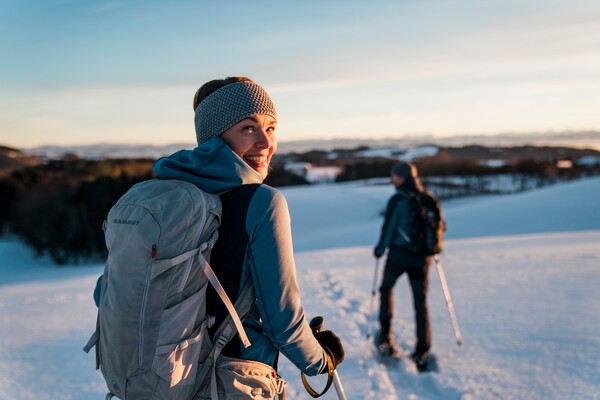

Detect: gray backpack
[84, 179, 255, 400]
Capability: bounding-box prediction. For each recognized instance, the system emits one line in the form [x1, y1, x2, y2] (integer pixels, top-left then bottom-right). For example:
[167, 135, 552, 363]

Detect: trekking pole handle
[309, 316, 325, 332]
[312, 316, 347, 400]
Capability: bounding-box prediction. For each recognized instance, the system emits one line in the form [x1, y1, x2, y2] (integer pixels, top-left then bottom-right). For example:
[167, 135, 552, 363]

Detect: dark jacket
[376, 186, 428, 267]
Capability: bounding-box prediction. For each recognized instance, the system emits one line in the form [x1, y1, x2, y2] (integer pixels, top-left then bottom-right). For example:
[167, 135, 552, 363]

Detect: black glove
[373, 245, 385, 258]
[315, 330, 345, 372]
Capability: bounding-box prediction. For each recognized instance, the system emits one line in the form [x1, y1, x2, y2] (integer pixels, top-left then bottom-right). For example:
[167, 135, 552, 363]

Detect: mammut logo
[113, 218, 140, 225]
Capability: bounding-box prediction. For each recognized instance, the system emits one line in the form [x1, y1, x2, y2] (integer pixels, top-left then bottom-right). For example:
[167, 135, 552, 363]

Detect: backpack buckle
[275, 374, 285, 394]
[216, 334, 228, 347]
[272, 371, 286, 394]
[207, 315, 215, 329]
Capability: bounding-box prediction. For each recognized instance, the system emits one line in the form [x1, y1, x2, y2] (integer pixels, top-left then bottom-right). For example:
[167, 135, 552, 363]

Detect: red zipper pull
[151, 244, 157, 259]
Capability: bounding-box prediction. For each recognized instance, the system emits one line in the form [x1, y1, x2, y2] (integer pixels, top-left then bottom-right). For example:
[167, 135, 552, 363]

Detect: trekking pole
[360, 258, 381, 367]
[433, 254, 463, 347]
[301, 316, 347, 400]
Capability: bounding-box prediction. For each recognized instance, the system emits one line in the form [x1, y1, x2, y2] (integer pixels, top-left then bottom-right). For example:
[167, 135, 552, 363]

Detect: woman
[153, 77, 344, 398]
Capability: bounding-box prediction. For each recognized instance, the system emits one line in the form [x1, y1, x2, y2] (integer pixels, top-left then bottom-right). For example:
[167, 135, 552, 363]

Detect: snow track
[2, 178, 600, 399]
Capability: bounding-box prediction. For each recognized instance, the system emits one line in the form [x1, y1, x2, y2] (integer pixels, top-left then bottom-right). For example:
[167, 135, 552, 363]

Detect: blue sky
[1, 0, 599, 148]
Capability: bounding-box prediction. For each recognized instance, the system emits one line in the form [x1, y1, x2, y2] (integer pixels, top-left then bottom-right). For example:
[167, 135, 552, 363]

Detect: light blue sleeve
[244, 185, 327, 375]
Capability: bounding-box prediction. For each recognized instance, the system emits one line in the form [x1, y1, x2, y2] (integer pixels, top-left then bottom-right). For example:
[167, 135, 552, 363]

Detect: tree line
[0, 158, 308, 264]
[0, 158, 156, 264]
[1, 153, 597, 264]
[334, 157, 597, 182]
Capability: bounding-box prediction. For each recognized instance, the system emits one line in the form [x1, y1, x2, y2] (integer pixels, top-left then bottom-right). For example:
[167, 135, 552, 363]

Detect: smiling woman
[191, 77, 278, 179]
[220, 114, 277, 179]
[150, 77, 345, 399]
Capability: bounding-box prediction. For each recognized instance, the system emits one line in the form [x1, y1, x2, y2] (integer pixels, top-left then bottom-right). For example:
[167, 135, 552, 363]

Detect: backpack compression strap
[150, 244, 252, 347]
[83, 242, 250, 354]
[84, 243, 252, 355]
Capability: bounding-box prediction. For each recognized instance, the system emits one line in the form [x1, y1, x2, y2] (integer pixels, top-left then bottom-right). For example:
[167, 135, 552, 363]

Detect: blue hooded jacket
[153, 137, 327, 375]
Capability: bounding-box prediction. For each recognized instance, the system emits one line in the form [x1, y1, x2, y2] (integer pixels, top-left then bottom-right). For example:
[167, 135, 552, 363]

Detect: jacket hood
[152, 137, 264, 194]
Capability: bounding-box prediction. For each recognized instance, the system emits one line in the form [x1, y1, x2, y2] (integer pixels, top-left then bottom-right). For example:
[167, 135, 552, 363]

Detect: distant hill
[11, 130, 600, 160]
[4, 138, 600, 182]
[22, 142, 195, 160]
[0, 145, 42, 177]
[272, 143, 600, 172]
[279, 130, 600, 153]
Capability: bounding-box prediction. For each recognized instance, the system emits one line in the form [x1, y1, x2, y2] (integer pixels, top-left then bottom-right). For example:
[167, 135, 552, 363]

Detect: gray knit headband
[194, 81, 277, 145]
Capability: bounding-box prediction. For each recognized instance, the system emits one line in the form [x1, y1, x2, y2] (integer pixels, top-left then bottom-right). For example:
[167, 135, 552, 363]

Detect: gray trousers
[378, 259, 431, 354]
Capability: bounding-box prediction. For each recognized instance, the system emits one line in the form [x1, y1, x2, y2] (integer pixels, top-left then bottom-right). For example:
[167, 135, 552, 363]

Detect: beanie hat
[391, 162, 417, 179]
[194, 81, 277, 145]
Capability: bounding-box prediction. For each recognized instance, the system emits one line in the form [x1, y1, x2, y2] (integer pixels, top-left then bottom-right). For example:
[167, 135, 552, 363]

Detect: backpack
[84, 178, 255, 400]
[404, 190, 446, 256]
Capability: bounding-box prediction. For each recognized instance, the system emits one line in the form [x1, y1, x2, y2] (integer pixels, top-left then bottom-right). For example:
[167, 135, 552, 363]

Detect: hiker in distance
[373, 162, 434, 369]
[157, 77, 344, 397]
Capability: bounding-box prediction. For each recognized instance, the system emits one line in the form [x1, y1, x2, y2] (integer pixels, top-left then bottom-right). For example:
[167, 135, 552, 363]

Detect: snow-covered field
[1, 177, 600, 399]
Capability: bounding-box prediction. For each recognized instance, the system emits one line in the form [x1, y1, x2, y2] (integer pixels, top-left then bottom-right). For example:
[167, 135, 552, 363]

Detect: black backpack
[405, 190, 446, 256]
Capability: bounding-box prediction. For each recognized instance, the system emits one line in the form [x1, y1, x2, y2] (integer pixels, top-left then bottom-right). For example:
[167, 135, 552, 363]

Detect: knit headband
[194, 81, 277, 145]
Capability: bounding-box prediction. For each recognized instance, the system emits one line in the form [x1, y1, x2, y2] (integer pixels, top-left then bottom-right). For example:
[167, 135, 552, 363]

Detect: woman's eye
[242, 125, 255, 133]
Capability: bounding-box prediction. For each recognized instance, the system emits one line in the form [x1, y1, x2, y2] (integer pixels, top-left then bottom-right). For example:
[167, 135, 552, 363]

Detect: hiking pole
[301, 316, 347, 400]
[433, 254, 463, 347]
[361, 258, 381, 367]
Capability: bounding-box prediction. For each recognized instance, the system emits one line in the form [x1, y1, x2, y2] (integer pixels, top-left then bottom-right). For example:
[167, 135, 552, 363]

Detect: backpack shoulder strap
[202, 258, 253, 348]
[196, 279, 256, 400]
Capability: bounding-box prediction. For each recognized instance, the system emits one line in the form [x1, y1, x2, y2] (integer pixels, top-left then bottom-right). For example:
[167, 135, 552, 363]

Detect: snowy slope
[281, 176, 600, 251]
[1, 177, 600, 399]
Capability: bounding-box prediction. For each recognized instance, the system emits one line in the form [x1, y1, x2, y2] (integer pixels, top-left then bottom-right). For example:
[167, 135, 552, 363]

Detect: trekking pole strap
[300, 349, 335, 398]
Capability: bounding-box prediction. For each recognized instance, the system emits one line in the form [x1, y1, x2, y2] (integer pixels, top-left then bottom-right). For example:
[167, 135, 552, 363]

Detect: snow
[354, 145, 439, 161]
[2, 177, 600, 399]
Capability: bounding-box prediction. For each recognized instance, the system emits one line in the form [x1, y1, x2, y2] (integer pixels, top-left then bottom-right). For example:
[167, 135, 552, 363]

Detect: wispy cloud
[1, 0, 599, 146]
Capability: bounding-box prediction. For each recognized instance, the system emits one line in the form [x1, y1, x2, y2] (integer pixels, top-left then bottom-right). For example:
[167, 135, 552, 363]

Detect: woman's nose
[255, 128, 273, 148]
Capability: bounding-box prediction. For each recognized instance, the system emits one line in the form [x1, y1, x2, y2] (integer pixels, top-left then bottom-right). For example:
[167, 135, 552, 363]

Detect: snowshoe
[410, 352, 438, 373]
[374, 337, 403, 366]
[379, 341, 401, 356]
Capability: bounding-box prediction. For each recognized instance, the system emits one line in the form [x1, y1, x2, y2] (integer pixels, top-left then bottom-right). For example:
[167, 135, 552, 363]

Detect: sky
[1, 0, 600, 148]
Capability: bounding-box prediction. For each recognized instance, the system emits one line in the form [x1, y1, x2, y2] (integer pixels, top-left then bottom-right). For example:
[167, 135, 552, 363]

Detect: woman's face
[220, 114, 277, 179]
